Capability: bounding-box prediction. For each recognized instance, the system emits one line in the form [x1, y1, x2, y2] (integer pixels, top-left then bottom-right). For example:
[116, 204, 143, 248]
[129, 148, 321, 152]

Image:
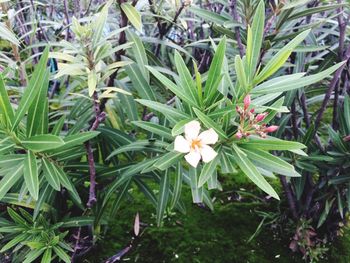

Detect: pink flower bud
[265, 125, 279, 133]
[243, 95, 251, 110]
[250, 109, 255, 114]
[235, 132, 243, 139]
[256, 113, 267, 122]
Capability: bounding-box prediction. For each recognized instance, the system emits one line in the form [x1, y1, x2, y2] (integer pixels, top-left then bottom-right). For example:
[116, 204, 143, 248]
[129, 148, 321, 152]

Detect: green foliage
[0, 0, 349, 262]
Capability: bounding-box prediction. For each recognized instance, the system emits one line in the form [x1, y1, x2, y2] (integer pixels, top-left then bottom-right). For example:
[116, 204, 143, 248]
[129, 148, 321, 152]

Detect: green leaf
[136, 99, 190, 122]
[287, 3, 345, 21]
[12, 47, 49, 131]
[23, 151, 39, 200]
[174, 51, 200, 106]
[193, 108, 227, 139]
[243, 148, 301, 177]
[232, 144, 279, 200]
[53, 131, 100, 151]
[23, 248, 45, 263]
[234, 55, 248, 91]
[92, 0, 112, 47]
[1, 233, 29, 252]
[53, 246, 71, 263]
[189, 167, 203, 203]
[239, 137, 306, 151]
[27, 69, 49, 137]
[0, 163, 24, 201]
[246, 0, 265, 79]
[0, 22, 20, 46]
[22, 134, 65, 152]
[107, 140, 168, 159]
[42, 158, 61, 191]
[198, 154, 220, 187]
[170, 163, 183, 209]
[156, 169, 170, 226]
[171, 119, 191, 136]
[0, 74, 15, 127]
[121, 3, 142, 32]
[125, 63, 156, 100]
[254, 30, 310, 84]
[41, 248, 52, 263]
[344, 95, 350, 132]
[126, 29, 149, 82]
[88, 70, 97, 97]
[52, 115, 66, 136]
[189, 6, 232, 25]
[147, 66, 197, 107]
[153, 151, 183, 171]
[132, 121, 173, 140]
[252, 61, 346, 94]
[204, 37, 226, 104]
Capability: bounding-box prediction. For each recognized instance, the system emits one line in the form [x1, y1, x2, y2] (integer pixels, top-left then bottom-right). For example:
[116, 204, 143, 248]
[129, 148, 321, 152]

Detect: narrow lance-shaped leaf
[246, 0, 265, 80]
[254, 30, 310, 84]
[12, 47, 49, 131]
[0, 163, 24, 201]
[22, 134, 65, 152]
[252, 61, 346, 94]
[156, 169, 170, 226]
[27, 69, 49, 137]
[193, 108, 227, 139]
[204, 37, 226, 105]
[0, 74, 15, 128]
[232, 144, 279, 200]
[174, 51, 200, 106]
[170, 163, 183, 209]
[126, 30, 149, 82]
[23, 151, 39, 200]
[42, 158, 61, 191]
[121, 3, 142, 32]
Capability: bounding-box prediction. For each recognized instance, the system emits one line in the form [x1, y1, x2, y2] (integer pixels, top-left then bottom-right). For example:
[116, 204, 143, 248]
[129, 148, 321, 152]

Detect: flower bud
[250, 109, 255, 114]
[256, 113, 267, 122]
[235, 132, 243, 139]
[265, 125, 279, 133]
[243, 95, 251, 110]
[344, 135, 350, 142]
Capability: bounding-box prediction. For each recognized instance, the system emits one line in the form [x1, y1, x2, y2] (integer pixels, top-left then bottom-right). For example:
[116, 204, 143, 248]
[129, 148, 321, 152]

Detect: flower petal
[174, 135, 190, 153]
[198, 128, 219, 145]
[184, 150, 201, 168]
[184, 120, 201, 140]
[200, 145, 217, 163]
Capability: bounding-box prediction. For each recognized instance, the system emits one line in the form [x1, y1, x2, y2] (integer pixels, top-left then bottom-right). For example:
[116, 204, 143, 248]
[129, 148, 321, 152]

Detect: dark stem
[86, 92, 106, 208]
[229, 0, 244, 57]
[280, 176, 298, 220]
[63, 0, 71, 41]
[313, 47, 350, 132]
[154, 2, 186, 57]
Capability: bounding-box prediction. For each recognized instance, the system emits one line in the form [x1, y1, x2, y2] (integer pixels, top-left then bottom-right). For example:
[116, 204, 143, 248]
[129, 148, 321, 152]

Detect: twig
[154, 2, 186, 56]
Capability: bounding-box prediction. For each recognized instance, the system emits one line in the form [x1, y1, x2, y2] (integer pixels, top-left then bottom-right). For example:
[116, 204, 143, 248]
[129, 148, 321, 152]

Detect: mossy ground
[85, 174, 350, 263]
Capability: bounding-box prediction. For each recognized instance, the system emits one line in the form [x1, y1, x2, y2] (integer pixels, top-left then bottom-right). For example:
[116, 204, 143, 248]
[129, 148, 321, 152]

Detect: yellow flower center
[190, 139, 202, 150]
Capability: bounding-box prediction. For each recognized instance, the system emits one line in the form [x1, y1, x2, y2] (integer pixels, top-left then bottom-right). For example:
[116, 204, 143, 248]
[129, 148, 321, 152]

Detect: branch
[86, 92, 106, 208]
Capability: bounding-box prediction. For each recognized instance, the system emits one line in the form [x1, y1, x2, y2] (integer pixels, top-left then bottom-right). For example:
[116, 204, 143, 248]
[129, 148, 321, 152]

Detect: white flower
[174, 120, 219, 168]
